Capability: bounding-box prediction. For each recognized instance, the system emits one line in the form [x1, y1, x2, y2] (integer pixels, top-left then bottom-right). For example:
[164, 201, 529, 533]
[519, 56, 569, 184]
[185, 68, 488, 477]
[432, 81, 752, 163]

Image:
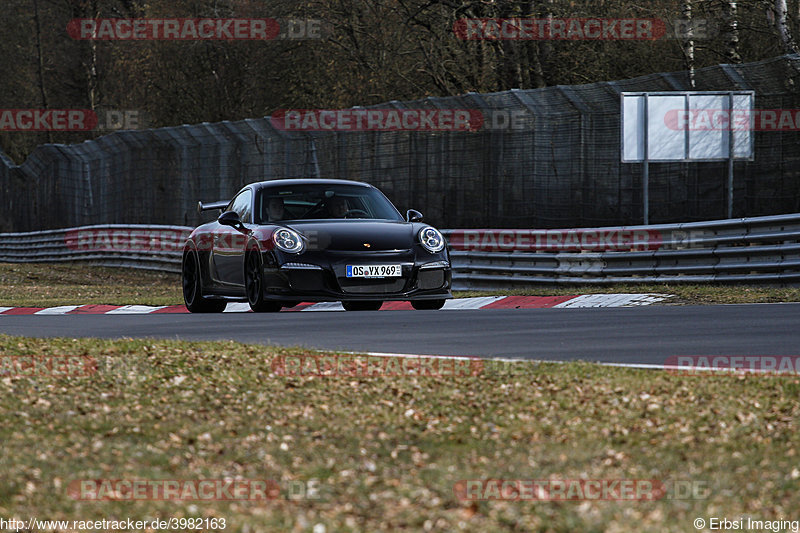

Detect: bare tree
[772, 0, 798, 53]
[682, 0, 696, 87]
[32, 0, 53, 142]
[722, 0, 742, 62]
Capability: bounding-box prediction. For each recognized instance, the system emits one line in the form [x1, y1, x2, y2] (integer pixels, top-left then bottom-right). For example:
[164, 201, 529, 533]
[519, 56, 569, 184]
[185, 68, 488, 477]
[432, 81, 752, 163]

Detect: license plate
[346, 265, 402, 278]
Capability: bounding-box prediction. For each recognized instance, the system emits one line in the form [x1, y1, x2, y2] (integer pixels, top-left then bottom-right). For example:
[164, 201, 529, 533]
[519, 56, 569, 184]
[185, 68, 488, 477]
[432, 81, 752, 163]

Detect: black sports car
[182, 179, 452, 312]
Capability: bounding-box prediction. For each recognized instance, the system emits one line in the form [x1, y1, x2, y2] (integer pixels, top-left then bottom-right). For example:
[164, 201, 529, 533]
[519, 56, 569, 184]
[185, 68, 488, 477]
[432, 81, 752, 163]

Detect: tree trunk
[774, 0, 798, 53]
[723, 1, 742, 62]
[32, 0, 52, 142]
[682, 0, 696, 87]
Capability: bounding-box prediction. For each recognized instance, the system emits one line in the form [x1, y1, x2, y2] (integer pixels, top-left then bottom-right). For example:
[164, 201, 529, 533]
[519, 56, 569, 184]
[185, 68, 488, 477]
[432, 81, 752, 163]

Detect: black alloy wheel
[183, 251, 226, 313]
[246, 251, 282, 312]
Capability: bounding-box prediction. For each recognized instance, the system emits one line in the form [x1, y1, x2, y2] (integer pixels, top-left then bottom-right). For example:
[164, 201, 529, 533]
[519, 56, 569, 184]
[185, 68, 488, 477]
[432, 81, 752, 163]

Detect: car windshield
[255, 183, 404, 224]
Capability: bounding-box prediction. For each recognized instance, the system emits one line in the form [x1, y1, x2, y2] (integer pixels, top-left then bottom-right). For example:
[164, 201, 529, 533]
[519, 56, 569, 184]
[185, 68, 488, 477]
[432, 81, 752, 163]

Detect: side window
[229, 189, 253, 223]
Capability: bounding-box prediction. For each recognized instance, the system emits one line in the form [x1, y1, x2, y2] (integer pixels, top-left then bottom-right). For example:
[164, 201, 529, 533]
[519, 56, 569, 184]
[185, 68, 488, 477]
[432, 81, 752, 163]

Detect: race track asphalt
[0, 303, 798, 364]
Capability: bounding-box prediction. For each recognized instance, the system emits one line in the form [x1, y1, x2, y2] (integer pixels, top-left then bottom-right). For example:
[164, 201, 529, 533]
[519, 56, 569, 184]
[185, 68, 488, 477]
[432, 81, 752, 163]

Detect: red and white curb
[0, 294, 671, 315]
[551, 293, 669, 308]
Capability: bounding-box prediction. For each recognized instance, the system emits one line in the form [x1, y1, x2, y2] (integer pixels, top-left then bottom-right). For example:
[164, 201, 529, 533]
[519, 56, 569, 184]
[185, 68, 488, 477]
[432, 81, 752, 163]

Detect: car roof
[251, 178, 373, 191]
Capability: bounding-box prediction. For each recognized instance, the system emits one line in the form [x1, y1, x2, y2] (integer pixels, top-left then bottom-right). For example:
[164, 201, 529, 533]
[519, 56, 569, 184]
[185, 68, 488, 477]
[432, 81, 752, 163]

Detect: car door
[211, 188, 252, 290]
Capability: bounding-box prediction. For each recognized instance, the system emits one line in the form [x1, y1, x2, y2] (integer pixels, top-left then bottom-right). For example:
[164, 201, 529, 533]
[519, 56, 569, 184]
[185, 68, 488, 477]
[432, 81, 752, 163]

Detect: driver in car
[327, 196, 349, 218]
[266, 197, 285, 221]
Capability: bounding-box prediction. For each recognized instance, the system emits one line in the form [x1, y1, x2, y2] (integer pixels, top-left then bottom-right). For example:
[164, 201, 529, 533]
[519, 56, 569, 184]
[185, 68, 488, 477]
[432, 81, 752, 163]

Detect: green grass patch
[1, 335, 798, 531]
[0, 263, 180, 307]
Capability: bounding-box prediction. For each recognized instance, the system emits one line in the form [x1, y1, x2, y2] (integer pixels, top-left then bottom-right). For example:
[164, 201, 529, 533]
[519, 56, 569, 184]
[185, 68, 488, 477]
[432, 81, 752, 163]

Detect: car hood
[285, 220, 415, 252]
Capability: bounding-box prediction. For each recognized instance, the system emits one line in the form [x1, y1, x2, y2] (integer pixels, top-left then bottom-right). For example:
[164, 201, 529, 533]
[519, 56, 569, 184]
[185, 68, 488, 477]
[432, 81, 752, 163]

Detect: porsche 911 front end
[260, 219, 452, 308]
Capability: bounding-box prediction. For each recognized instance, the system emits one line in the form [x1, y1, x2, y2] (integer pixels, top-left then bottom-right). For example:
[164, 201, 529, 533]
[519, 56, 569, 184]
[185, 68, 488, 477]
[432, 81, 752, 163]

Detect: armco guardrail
[442, 213, 800, 289]
[0, 225, 191, 273]
[1, 214, 800, 287]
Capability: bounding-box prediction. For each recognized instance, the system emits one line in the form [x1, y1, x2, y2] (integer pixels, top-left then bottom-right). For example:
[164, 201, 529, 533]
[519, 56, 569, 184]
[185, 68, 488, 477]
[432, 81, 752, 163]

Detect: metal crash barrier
[0, 225, 191, 274]
[1, 214, 800, 287]
[442, 213, 800, 289]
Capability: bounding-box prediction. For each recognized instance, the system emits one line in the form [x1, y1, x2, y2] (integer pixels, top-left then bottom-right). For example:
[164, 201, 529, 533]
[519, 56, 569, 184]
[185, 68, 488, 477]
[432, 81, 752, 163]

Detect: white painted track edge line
[346, 351, 800, 374]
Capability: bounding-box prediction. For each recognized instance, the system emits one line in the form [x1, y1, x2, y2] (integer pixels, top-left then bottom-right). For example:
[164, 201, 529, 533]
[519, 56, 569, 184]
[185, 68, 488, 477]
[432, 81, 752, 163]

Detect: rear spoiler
[197, 200, 229, 214]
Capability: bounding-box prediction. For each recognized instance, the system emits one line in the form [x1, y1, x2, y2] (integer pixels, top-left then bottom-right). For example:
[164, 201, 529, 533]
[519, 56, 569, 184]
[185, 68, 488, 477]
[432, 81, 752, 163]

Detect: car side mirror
[406, 209, 423, 222]
[218, 210, 242, 227]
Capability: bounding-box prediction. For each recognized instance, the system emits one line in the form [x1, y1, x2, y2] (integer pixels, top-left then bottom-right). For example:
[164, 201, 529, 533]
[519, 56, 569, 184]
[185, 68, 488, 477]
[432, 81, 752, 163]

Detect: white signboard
[621, 91, 754, 162]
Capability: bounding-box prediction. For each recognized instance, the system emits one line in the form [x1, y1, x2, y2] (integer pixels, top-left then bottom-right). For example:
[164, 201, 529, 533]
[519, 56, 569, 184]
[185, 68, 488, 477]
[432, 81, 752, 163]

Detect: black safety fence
[2, 53, 800, 233]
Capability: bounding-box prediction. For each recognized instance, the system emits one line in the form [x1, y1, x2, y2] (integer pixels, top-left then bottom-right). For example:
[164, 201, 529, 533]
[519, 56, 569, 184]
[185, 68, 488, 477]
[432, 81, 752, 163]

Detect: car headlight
[273, 228, 304, 253]
[419, 227, 445, 253]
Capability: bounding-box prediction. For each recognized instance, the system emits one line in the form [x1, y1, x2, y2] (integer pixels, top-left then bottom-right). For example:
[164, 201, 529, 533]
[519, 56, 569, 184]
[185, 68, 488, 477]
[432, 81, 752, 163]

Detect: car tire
[183, 250, 226, 313]
[410, 299, 446, 310]
[245, 251, 282, 313]
[342, 301, 383, 311]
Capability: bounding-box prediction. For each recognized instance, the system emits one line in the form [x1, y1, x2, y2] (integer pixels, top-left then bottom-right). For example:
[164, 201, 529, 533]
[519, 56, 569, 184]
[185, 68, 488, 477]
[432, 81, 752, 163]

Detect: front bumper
[260, 250, 452, 302]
